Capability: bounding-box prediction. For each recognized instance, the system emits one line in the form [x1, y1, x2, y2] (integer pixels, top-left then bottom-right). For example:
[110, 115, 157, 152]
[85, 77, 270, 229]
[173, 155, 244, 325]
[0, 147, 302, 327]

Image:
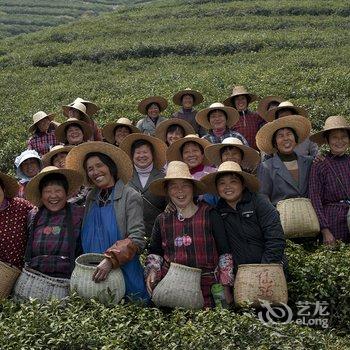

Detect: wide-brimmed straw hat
[149, 161, 205, 197]
[204, 137, 261, 169]
[309, 115, 350, 146]
[62, 102, 90, 122]
[55, 118, 93, 143]
[265, 101, 308, 122]
[201, 161, 259, 194]
[166, 134, 212, 165]
[256, 115, 311, 154]
[120, 133, 167, 170]
[28, 111, 55, 133]
[65, 141, 133, 185]
[195, 102, 240, 130]
[0, 171, 19, 198]
[25, 166, 83, 206]
[223, 86, 259, 107]
[69, 97, 99, 117]
[42, 145, 74, 167]
[257, 96, 284, 121]
[102, 118, 140, 144]
[172, 88, 204, 106]
[155, 118, 195, 143]
[138, 96, 168, 115]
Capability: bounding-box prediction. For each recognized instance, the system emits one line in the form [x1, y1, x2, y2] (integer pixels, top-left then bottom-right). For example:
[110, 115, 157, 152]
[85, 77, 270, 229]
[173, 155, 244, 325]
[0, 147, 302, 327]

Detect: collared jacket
[216, 189, 285, 268]
[258, 153, 313, 205]
[136, 116, 166, 136]
[83, 179, 146, 251]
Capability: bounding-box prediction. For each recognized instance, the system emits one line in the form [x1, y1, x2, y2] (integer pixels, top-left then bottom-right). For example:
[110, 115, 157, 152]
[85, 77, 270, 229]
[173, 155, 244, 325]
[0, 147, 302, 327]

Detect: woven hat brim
[138, 96, 168, 114]
[102, 122, 140, 145]
[257, 96, 284, 120]
[42, 146, 74, 167]
[195, 106, 239, 130]
[172, 90, 204, 106]
[62, 105, 90, 121]
[70, 100, 98, 117]
[154, 118, 195, 143]
[166, 137, 212, 165]
[0, 172, 19, 198]
[223, 93, 259, 107]
[65, 141, 133, 185]
[201, 169, 260, 194]
[265, 105, 308, 122]
[256, 115, 311, 154]
[204, 143, 261, 169]
[24, 168, 83, 206]
[309, 126, 350, 146]
[55, 119, 93, 143]
[120, 133, 167, 170]
[28, 113, 55, 133]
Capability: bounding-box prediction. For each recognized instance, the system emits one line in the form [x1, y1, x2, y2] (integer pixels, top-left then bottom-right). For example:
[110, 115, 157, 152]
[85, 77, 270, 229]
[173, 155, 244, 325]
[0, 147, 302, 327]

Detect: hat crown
[40, 166, 60, 174]
[218, 161, 243, 173]
[71, 102, 87, 113]
[278, 101, 294, 108]
[15, 149, 41, 167]
[324, 115, 349, 130]
[49, 145, 67, 152]
[165, 161, 192, 180]
[184, 134, 199, 139]
[116, 117, 133, 126]
[209, 102, 225, 109]
[231, 85, 248, 95]
[222, 137, 243, 145]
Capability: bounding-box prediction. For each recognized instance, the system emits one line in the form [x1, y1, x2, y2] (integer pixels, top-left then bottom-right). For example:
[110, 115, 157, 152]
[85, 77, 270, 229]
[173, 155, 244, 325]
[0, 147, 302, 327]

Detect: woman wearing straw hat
[27, 111, 59, 156]
[155, 118, 195, 146]
[308, 116, 350, 244]
[62, 100, 102, 141]
[136, 96, 167, 136]
[0, 171, 33, 269]
[223, 85, 264, 150]
[256, 115, 313, 206]
[257, 95, 284, 121]
[14, 149, 42, 198]
[55, 118, 93, 146]
[196, 102, 248, 145]
[201, 161, 285, 269]
[145, 161, 234, 307]
[65, 142, 149, 302]
[42, 145, 73, 168]
[102, 117, 140, 147]
[171, 88, 206, 137]
[120, 134, 167, 237]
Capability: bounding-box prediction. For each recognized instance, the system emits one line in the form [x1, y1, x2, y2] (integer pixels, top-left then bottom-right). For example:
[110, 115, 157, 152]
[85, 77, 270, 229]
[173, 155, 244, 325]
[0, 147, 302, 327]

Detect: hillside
[0, 0, 349, 171]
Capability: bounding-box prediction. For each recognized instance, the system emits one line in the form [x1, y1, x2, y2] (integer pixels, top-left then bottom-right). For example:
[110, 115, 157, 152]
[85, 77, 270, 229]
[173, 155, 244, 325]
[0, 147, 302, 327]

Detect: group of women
[1, 86, 349, 307]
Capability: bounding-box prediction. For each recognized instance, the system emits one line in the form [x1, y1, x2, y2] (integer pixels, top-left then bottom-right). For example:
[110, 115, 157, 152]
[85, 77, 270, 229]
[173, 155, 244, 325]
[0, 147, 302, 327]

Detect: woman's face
[275, 128, 297, 154]
[276, 108, 294, 119]
[216, 173, 244, 206]
[133, 144, 153, 169]
[181, 94, 194, 109]
[209, 110, 227, 130]
[328, 129, 349, 156]
[41, 183, 67, 212]
[21, 158, 40, 178]
[182, 142, 204, 169]
[221, 146, 243, 164]
[147, 103, 160, 119]
[52, 152, 68, 169]
[114, 126, 131, 146]
[36, 117, 51, 133]
[66, 125, 84, 145]
[0, 186, 4, 204]
[166, 128, 184, 145]
[68, 108, 82, 119]
[86, 156, 115, 189]
[167, 179, 194, 209]
[234, 95, 248, 111]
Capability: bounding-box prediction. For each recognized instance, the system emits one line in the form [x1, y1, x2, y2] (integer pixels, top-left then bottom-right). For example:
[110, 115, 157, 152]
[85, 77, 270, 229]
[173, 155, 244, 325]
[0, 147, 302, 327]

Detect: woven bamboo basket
[13, 268, 70, 302]
[276, 198, 320, 238]
[234, 264, 288, 308]
[0, 261, 21, 299]
[70, 253, 125, 304]
[152, 262, 204, 309]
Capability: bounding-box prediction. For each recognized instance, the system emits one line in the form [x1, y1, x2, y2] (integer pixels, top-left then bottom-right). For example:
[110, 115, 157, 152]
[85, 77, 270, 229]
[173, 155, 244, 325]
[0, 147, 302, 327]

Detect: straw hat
[265, 101, 308, 122]
[256, 115, 311, 154]
[65, 141, 133, 185]
[201, 161, 260, 194]
[62, 102, 90, 122]
[155, 118, 195, 142]
[309, 115, 350, 146]
[257, 96, 284, 121]
[25, 166, 83, 206]
[70, 97, 99, 117]
[55, 118, 93, 143]
[166, 134, 212, 165]
[195, 102, 240, 130]
[0, 171, 19, 198]
[102, 118, 140, 144]
[28, 111, 55, 133]
[120, 133, 167, 170]
[138, 96, 168, 115]
[149, 161, 205, 197]
[172, 88, 204, 106]
[223, 86, 259, 107]
[204, 137, 261, 169]
[42, 145, 74, 167]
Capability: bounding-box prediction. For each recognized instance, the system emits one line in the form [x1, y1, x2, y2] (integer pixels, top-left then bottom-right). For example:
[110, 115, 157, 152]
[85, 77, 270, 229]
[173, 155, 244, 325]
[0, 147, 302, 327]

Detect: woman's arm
[257, 162, 273, 202]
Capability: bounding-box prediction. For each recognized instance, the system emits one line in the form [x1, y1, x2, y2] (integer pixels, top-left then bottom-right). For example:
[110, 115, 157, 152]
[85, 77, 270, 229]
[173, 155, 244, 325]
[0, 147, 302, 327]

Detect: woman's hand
[146, 269, 157, 295]
[92, 258, 112, 283]
[224, 285, 234, 305]
[313, 154, 325, 164]
[321, 228, 336, 246]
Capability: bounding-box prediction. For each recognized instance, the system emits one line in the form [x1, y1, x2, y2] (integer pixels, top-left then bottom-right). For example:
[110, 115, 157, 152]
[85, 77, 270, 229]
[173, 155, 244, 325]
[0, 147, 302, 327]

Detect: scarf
[135, 163, 154, 188]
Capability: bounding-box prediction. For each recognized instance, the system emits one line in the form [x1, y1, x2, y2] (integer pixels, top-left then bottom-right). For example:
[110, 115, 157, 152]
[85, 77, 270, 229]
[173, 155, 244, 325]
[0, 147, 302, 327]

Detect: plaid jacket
[27, 124, 59, 156]
[202, 128, 248, 145]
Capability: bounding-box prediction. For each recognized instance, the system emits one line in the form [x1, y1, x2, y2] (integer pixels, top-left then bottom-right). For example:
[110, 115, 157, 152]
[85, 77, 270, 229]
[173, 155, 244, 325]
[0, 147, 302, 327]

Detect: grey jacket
[83, 179, 146, 251]
[258, 153, 313, 205]
[136, 116, 166, 136]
